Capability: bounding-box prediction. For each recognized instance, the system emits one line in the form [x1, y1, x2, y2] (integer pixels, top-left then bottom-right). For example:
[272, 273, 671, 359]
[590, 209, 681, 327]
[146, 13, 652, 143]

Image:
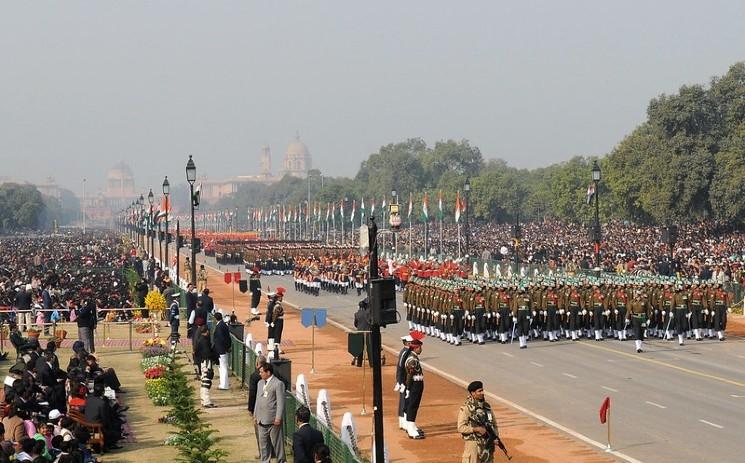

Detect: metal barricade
[226, 332, 364, 463]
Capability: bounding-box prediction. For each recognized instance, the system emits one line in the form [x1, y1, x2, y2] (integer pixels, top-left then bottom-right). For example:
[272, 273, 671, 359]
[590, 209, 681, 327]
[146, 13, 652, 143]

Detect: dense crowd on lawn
[0, 232, 131, 462]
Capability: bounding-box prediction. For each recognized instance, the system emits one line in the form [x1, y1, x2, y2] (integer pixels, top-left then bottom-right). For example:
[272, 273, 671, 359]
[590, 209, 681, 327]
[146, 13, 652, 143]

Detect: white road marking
[562, 373, 578, 379]
[601, 386, 619, 392]
[731, 394, 745, 398]
[645, 401, 667, 409]
[502, 352, 514, 358]
[411, 358, 645, 463]
[276, 282, 645, 463]
[699, 419, 724, 429]
[737, 355, 745, 359]
[530, 361, 544, 367]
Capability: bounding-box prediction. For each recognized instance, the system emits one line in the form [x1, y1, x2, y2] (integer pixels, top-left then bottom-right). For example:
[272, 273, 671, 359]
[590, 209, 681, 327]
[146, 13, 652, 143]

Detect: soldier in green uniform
[457, 380, 498, 463]
[628, 286, 649, 353]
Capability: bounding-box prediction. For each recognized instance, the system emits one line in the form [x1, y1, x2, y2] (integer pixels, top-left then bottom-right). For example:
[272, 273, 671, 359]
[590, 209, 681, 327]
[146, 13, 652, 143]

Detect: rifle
[485, 423, 512, 460]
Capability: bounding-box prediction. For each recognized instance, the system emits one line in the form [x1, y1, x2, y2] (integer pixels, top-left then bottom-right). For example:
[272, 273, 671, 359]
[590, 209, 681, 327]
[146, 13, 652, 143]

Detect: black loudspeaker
[370, 278, 398, 326]
[249, 279, 260, 292]
[271, 359, 292, 391]
[177, 235, 184, 248]
[193, 238, 201, 252]
[228, 323, 244, 341]
[239, 279, 248, 293]
[661, 227, 670, 244]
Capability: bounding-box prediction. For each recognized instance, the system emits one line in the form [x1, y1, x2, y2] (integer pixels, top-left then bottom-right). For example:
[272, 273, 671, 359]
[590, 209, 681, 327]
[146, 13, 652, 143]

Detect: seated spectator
[84, 356, 122, 393]
[14, 437, 35, 461]
[83, 383, 122, 451]
[1, 406, 26, 443]
[67, 385, 87, 411]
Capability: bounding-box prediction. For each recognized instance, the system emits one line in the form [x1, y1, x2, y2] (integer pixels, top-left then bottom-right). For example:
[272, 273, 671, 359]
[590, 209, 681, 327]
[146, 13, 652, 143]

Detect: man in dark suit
[212, 311, 231, 390]
[14, 284, 33, 332]
[352, 299, 371, 367]
[292, 406, 324, 463]
[199, 288, 214, 313]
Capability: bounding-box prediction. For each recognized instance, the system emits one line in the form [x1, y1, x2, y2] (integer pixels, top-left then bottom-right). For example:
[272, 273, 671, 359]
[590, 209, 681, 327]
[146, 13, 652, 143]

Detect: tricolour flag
[437, 190, 443, 220]
[339, 199, 345, 219]
[360, 198, 366, 221]
[407, 192, 413, 218]
[586, 183, 596, 205]
[350, 200, 356, 222]
[455, 191, 463, 223]
[421, 192, 429, 221]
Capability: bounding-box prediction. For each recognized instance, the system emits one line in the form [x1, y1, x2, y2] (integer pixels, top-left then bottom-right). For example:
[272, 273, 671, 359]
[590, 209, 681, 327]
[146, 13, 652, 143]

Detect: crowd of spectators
[0, 232, 132, 462]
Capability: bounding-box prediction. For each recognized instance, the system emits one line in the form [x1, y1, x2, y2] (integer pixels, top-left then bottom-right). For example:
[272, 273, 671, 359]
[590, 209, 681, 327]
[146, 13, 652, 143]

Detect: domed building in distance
[281, 134, 312, 178]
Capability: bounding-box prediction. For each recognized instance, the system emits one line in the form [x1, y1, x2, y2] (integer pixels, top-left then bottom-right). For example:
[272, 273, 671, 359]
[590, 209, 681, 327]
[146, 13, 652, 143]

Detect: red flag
[233, 272, 241, 282]
[599, 397, 611, 424]
[224, 273, 232, 284]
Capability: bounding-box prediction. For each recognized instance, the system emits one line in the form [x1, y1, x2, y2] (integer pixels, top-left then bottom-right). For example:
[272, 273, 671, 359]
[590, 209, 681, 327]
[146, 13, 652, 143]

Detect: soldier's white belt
[412, 375, 424, 381]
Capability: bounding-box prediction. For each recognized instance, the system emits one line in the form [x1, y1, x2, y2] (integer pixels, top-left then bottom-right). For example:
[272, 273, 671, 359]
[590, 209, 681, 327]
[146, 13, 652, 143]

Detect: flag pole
[439, 216, 443, 258]
[409, 215, 412, 258]
[606, 406, 611, 452]
[457, 223, 462, 259]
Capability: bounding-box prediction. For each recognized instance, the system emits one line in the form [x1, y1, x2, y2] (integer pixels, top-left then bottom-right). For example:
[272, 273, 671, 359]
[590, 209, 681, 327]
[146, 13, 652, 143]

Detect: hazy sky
[2, 1, 745, 196]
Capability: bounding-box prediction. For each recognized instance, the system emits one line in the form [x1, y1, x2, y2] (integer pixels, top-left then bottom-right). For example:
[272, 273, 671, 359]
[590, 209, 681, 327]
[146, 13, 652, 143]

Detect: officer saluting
[457, 380, 499, 463]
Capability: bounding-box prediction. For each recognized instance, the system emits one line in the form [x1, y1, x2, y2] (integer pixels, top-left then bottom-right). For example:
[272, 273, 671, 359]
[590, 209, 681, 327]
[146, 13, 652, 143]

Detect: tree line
[213, 62, 745, 226]
[0, 183, 80, 232]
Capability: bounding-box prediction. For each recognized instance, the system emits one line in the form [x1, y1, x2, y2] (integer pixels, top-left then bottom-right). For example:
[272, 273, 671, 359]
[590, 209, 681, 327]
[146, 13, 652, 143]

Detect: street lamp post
[148, 189, 155, 261]
[392, 189, 398, 256]
[592, 160, 602, 270]
[139, 194, 145, 252]
[163, 176, 170, 276]
[186, 155, 198, 285]
[464, 178, 471, 259]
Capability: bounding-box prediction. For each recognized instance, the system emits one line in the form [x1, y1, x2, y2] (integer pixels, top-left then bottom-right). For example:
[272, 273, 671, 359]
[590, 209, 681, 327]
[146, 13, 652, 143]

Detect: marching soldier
[589, 284, 606, 341]
[496, 287, 511, 344]
[567, 284, 583, 341]
[543, 283, 560, 342]
[512, 288, 531, 348]
[672, 284, 690, 345]
[689, 282, 705, 341]
[457, 381, 499, 463]
[711, 283, 731, 341]
[628, 287, 649, 353]
[612, 284, 629, 341]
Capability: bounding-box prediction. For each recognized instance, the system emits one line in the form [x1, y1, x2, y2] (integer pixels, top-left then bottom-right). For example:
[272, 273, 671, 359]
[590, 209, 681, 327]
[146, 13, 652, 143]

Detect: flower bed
[141, 355, 171, 371]
[145, 377, 170, 406]
[142, 346, 170, 358]
[145, 366, 167, 379]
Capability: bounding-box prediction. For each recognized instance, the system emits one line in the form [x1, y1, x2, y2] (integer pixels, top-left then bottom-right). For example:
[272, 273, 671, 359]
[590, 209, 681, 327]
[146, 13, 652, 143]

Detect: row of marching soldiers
[403, 275, 733, 352]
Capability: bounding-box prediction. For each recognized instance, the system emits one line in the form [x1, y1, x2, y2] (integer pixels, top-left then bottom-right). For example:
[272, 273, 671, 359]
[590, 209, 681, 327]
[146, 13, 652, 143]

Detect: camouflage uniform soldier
[628, 287, 649, 353]
[457, 381, 498, 463]
[711, 283, 731, 341]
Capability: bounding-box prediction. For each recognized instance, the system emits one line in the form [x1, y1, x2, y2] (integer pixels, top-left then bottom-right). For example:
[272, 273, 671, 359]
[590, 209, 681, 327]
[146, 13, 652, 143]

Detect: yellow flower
[144, 290, 167, 311]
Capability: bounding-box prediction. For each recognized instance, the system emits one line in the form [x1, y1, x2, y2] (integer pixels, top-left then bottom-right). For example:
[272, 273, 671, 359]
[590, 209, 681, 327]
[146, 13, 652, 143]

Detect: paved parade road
[257, 274, 745, 463]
